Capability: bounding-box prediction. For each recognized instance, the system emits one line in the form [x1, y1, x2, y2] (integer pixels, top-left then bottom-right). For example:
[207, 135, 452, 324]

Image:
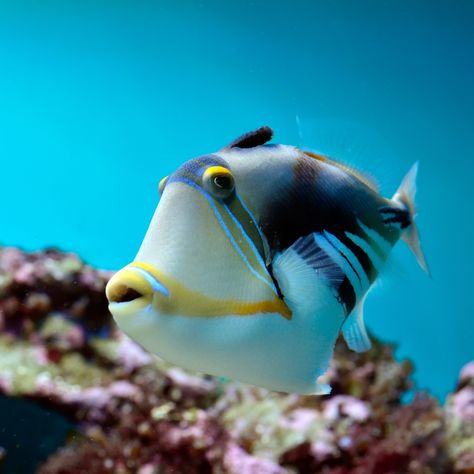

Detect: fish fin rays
[392, 162, 431, 275]
[303, 151, 379, 192]
[272, 233, 344, 311]
[272, 233, 345, 313]
[291, 234, 346, 290]
[401, 224, 430, 276]
[342, 295, 372, 352]
[272, 237, 344, 396]
[272, 243, 323, 312]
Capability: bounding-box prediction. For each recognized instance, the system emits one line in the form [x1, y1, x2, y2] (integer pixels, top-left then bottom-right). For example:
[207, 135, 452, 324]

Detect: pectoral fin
[342, 295, 372, 352]
[290, 233, 346, 288]
[272, 234, 347, 395]
[272, 232, 346, 311]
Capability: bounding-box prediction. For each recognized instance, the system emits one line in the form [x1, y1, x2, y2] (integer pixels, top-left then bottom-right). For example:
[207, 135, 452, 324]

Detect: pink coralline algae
[444, 361, 474, 473]
[322, 395, 370, 422]
[0, 246, 472, 473]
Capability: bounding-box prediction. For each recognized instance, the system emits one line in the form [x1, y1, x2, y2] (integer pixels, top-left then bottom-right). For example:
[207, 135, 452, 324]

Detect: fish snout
[106, 264, 168, 316]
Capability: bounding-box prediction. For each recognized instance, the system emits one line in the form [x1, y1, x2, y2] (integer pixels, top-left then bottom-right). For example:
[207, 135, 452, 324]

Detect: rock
[0, 246, 471, 473]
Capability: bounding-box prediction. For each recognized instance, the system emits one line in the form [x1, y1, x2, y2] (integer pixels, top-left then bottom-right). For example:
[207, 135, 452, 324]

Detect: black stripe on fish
[338, 277, 357, 315]
[336, 231, 377, 283]
[267, 263, 284, 299]
[379, 206, 410, 229]
[260, 152, 389, 312]
[292, 233, 356, 315]
[262, 155, 372, 254]
[322, 232, 362, 285]
[319, 233, 360, 314]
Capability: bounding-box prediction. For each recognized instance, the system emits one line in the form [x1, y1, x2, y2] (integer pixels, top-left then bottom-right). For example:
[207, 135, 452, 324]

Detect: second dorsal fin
[304, 151, 379, 192]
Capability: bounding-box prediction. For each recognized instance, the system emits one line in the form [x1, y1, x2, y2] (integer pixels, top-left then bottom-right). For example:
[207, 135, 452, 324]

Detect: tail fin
[392, 162, 430, 275]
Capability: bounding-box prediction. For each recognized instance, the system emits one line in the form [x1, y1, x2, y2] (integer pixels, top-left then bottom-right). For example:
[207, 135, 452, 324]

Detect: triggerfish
[106, 126, 428, 394]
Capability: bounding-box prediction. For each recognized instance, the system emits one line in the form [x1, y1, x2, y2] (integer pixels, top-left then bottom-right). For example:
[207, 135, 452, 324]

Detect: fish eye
[213, 175, 232, 189]
[158, 176, 168, 196]
[203, 166, 235, 199]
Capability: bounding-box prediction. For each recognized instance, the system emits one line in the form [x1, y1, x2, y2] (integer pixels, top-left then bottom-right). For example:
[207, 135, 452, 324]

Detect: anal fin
[342, 295, 372, 352]
[313, 381, 331, 395]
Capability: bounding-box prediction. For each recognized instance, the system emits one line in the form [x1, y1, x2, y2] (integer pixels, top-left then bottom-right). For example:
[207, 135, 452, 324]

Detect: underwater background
[0, 1, 474, 397]
[0, 1, 473, 403]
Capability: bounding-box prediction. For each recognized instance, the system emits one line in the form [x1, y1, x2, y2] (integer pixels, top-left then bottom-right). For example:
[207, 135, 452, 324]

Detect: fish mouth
[106, 263, 169, 317]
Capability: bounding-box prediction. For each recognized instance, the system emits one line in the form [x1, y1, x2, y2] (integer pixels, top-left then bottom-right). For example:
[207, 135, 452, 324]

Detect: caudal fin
[392, 162, 430, 275]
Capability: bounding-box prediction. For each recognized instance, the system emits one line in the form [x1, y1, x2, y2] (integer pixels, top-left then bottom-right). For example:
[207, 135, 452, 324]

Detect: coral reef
[444, 362, 474, 473]
[0, 246, 472, 473]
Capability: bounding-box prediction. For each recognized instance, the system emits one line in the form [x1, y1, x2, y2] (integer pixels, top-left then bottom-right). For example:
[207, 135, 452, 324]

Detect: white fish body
[106, 127, 428, 394]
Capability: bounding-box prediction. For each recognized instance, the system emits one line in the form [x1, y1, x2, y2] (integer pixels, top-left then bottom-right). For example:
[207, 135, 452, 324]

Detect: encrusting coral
[0, 246, 472, 473]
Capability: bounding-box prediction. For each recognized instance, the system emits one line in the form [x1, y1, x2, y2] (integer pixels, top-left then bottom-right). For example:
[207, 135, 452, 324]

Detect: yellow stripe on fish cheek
[161, 287, 293, 320]
[129, 262, 292, 320]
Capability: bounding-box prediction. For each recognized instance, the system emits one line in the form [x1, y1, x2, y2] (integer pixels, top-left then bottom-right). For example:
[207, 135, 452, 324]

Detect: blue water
[0, 1, 472, 400]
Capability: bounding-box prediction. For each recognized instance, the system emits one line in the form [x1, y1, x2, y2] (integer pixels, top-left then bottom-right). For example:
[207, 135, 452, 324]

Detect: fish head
[106, 153, 290, 348]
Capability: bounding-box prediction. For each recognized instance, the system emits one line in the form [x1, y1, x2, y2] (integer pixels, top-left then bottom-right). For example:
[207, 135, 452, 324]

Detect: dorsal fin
[303, 151, 379, 192]
[225, 126, 273, 149]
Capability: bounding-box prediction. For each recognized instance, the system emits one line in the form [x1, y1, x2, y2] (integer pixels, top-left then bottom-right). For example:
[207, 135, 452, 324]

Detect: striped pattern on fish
[106, 126, 429, 394]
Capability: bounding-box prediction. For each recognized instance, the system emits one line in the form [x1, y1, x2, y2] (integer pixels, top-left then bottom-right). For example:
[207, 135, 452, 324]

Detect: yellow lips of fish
[107, 261, 292, 320]
[106, 267, 156, 317]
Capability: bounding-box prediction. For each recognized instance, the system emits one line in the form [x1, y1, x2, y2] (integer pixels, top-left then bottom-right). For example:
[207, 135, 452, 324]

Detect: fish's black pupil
[214, 175, 231, 189]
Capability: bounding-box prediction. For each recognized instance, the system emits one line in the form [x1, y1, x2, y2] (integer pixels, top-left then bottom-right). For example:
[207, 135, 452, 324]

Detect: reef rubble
[0, 246, 472, 473]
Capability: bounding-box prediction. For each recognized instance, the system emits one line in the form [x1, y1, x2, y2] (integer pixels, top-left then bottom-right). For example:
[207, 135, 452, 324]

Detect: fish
[106, 126, 429, 395]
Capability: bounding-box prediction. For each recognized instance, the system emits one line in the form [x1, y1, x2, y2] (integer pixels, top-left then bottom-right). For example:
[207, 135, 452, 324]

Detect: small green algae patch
[0, 334, 112, 396]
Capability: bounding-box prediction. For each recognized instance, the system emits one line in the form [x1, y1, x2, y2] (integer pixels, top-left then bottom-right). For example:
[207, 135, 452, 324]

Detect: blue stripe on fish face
[130, 265, 170, 296]
[222, 201, 270, 280]
[166, 153, 269, 271]
[234, 195, 270, 261]
[167, 175, 278, 296]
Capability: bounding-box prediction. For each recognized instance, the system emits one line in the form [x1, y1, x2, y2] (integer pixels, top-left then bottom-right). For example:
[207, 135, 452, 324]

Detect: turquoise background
[0, 1, 472, 400]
